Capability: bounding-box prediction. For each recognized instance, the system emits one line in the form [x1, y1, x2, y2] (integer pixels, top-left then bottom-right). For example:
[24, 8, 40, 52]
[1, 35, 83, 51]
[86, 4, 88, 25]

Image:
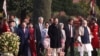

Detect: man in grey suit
[35, 17, 44, 56]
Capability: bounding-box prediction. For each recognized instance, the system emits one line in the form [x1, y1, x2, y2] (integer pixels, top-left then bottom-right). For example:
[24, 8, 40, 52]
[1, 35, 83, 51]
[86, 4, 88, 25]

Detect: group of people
[35, 16, 100, 56]
[0, 15, 37, 56]
[0, 15, 99, 56]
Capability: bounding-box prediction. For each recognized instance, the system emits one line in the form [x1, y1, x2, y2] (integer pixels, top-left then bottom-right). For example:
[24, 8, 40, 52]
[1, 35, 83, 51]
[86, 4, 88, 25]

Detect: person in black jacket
[48, 18, 62, 56]
[64, 18, 75, 56]
[34, 17, 44, 56]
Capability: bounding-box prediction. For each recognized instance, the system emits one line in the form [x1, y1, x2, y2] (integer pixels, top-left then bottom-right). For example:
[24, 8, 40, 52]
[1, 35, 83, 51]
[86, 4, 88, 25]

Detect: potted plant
[0, 32, 20, 56]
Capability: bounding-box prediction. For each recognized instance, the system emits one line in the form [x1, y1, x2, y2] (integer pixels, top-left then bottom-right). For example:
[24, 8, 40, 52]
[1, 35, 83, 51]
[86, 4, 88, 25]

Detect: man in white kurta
[78, 20, 93, 56]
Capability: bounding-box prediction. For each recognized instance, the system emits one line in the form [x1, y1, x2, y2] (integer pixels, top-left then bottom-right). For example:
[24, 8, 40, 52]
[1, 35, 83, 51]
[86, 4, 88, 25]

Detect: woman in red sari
[28, 23, 37, 56]
[90, 18, 99, 56]
[2, 19, 10, 32]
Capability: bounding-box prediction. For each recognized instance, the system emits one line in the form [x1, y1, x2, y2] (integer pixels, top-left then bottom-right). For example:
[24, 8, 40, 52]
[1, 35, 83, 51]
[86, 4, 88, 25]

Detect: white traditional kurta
[78, 26, 93, 52]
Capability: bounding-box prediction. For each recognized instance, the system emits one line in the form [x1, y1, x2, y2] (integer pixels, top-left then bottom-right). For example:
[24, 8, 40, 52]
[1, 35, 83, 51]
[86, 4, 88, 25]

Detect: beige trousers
[52, 48, 61, 56]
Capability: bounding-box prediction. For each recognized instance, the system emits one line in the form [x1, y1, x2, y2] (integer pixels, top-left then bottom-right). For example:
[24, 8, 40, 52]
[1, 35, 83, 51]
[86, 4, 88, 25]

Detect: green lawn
[67, 47, 100, 56]
[42, 47, 100, 56]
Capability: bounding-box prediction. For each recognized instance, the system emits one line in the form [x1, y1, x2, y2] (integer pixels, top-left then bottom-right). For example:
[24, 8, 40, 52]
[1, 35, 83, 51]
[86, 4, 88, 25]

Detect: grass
[67, 47, 100, 56]
[41, 47, 100, 56]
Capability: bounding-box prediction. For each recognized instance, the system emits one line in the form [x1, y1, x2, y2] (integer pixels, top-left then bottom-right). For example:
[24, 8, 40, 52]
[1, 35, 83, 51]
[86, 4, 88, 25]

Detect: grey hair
[59, 23, 64, 28]
[38, 16, 44, 21]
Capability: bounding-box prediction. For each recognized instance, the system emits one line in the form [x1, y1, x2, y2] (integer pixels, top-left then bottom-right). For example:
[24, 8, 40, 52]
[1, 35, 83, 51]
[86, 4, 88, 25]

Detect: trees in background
[0, 0, 4, 12]
[33, 0, 52, 23]
[7, 0, 34, 19]
[52, 0, 90, 17]
[7, 0, 52, 23]
[0, 0, 100, 22]
[52, 0, 100, 18]
[96, 0, 100, 9]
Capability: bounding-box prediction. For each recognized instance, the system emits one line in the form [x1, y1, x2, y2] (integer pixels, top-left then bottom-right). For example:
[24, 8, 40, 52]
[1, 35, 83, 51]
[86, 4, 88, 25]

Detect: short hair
[68, 18, 73, 23]
[28, 22, 33, 25]
[38, 16, 44, 21]
[49, 18, 53, 21]
[9, 20, 15, 24]
[82, 20, 87, 24]
[59, 23, 64, 26]
[21, 21, 26, 25]
[53, 17, 59, 21]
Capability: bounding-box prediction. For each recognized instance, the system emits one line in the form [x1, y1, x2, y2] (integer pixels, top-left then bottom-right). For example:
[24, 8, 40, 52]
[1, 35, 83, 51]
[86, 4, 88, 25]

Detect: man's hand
[76, 40, 82, 46]
[78, 42, 82, 46]
[34, 40, 37, 43]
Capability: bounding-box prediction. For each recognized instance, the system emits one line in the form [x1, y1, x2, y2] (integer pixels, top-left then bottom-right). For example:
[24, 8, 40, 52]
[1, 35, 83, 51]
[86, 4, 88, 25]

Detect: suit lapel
[24, 28, 28, 34]
[37, 24, 41, 33]
[21, 28, 26, 34]
[67, 25, 70, 32]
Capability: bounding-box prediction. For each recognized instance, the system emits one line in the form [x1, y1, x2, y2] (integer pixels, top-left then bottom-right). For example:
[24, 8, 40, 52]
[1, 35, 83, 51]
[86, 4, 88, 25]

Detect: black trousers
[92, 48, 98, 56]
[18, 42, 28, 56]
[64, 38, 74, 56]
[36, 42, 44, 56]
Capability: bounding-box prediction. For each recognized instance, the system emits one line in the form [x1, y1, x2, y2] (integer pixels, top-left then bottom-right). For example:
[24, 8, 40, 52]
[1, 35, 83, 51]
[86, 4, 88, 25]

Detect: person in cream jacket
[78, 20, 93, 56]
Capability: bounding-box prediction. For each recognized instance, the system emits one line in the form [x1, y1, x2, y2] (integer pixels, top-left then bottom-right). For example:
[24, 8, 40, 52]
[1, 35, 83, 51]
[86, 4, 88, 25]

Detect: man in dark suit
[34, 17, 44, 56]
[64, 18, 75, 56]
[17, 21, 30, 56]
[48, 18, 62, 56]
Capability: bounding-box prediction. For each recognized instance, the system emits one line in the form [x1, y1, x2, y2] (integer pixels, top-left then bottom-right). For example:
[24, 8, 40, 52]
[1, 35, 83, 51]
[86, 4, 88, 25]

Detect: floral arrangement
[0, 32, 20, 55]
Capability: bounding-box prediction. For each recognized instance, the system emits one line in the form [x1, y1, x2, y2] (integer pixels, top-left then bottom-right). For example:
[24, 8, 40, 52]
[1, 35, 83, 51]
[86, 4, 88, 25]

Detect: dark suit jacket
[64, 24, 75, 42]
[48, 23, 62, 48]
[17, 27, 30, 44]
[17, 27, 30, 56]
[34, 24, 44, 43]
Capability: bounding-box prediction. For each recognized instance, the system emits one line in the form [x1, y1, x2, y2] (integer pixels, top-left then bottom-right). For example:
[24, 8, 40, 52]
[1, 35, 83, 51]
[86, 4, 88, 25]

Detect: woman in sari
[28, 23, 37, 56]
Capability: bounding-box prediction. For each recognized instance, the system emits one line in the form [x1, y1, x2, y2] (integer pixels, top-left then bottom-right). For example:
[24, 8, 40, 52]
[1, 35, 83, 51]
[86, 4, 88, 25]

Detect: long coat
[2, 23, 10, 32]
[17, 27, 30, 56]
[90, 23, 99, 48]
[29, 28, 37, 56]
[48, 23, 62, 48]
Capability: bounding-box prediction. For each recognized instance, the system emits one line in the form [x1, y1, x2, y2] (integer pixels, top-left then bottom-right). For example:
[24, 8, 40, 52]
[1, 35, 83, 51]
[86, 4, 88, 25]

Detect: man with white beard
[78, 20, 93, 56]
